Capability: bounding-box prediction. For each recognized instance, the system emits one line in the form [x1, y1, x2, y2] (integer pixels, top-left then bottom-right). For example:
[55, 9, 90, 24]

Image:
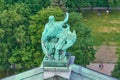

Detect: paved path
[87, 63, 115, 76]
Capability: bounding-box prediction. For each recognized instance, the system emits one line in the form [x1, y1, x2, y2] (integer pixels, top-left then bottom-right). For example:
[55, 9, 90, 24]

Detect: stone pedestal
[43, 59, 69, 67]
[40, 55, 75, 80]
[42, 53, 71, 68]
[44, 69, 71, 80]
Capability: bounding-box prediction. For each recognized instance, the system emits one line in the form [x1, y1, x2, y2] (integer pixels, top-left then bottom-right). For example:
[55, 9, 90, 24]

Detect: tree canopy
[0, 0, 96, 78]
[68, 12, 95, 66]
[9, 7, 64, 73]
[0, 2, 31, 76]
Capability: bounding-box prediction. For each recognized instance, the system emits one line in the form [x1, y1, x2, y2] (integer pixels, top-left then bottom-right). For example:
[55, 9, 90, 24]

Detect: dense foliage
[66, 0, 120, 12]
[9, 7, 64, 71]
[68, 12, 95, 66]
[0, 2, 31, 76]
[0, 0, 96, 78]
[1, 0, 50, 14]
[0, 0, 50, 77]
[66, 0, 91, 12]
[112, 48, 120, 79]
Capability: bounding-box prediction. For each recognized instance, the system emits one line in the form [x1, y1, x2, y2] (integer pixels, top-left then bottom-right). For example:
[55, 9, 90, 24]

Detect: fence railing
[70, 7, 120, 10]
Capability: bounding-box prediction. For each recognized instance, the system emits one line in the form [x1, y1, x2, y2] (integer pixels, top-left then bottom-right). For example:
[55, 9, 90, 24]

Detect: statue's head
[48, 16, 55, 23]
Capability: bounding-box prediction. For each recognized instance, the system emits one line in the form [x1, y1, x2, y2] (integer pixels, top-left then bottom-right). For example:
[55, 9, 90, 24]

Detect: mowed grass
[82, 10, 120, 46]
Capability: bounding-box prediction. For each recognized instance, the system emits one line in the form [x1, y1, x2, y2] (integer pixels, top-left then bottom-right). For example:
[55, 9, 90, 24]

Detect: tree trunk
[91, 6, 93, 11]
[6, 70, 9, 76]
[77, 7, 81, 13]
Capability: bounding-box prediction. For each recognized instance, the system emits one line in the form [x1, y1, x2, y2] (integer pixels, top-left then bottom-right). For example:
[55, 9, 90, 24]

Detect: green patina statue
[41, 13, 76, 62]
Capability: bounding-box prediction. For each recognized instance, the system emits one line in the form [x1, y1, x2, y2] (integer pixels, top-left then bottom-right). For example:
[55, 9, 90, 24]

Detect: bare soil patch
[94, 45, 118, 63]
[98, 27, 120, 33]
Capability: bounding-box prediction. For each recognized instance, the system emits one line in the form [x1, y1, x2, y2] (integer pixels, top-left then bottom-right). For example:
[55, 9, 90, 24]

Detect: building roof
[1, 68, 43, 80]
[70, 64, 118, 80]
[1, 64, 118, 80]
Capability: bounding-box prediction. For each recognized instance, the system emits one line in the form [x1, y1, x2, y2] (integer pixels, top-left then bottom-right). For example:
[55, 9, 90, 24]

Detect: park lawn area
[82, 10, 120, 46]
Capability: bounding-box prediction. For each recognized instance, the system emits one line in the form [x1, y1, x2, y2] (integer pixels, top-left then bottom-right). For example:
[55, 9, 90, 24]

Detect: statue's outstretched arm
[63, 12, 69, 23]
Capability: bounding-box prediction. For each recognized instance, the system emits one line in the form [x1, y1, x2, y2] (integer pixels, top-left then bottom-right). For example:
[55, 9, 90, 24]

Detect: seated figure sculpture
[41, 12, 76, 61]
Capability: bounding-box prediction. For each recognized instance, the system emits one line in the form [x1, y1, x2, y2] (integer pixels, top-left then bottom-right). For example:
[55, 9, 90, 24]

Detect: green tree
[66, 0, 91, 12]
[3, 0, 50, 14]
[0, 3, 31, 76]
[19, 0, 50, 14]
[109, 0, 120, 7]
[89, 0, 97, 7]
[96, 0, 108, 7]
[68, 12, 95, 66]
[9, 7, 64, 74]
[112, 48, 120, 79]
[0, 0, 8, 11]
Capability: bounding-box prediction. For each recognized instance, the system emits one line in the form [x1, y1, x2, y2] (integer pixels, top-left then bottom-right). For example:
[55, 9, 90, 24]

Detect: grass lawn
[82, 10, 120, 46]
